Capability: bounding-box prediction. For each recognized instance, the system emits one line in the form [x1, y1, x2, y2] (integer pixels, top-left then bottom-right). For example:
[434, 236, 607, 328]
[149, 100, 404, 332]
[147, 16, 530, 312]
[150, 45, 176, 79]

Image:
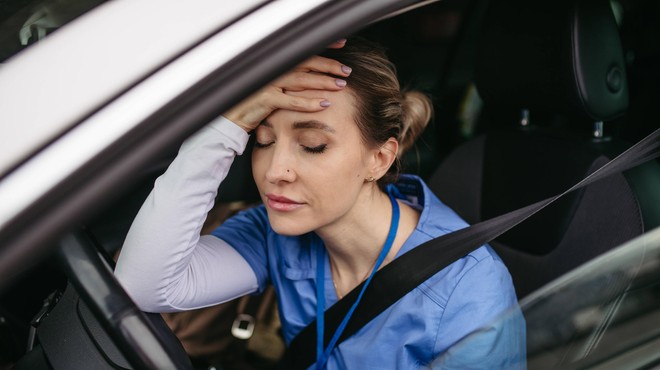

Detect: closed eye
[254, 141, 274, 149]
[303, 144, 327, 154]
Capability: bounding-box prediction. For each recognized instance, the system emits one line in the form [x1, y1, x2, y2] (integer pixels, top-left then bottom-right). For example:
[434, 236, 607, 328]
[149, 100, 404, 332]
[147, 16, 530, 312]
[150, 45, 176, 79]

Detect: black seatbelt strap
[288, 128, 660, 369]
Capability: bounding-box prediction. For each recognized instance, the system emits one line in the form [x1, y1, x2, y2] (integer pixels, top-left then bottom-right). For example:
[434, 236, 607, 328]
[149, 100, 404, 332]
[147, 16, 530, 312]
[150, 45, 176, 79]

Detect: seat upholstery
[429, 0, 660, 298]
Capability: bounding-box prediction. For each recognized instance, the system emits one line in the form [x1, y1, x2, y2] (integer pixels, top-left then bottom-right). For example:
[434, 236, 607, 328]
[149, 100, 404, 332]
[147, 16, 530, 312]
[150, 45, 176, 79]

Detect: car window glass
[430, 226, 660, 370]
[0, 0, 106, 63]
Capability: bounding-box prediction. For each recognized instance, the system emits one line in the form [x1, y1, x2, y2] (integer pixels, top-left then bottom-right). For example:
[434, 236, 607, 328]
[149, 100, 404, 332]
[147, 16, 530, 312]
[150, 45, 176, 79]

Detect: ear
[368, 137, 399, 180]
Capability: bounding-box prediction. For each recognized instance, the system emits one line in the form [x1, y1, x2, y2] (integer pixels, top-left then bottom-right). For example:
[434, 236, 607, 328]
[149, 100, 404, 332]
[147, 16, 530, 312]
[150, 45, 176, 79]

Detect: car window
[430, 226, 660, 369]
[0, 0, 106, 63]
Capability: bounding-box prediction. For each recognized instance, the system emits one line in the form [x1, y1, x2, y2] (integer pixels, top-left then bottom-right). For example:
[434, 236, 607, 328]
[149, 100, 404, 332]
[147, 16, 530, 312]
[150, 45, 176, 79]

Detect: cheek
[305, 148, 361, 178]
[309, 152, 365, 196]
[251, 150, 267, 184]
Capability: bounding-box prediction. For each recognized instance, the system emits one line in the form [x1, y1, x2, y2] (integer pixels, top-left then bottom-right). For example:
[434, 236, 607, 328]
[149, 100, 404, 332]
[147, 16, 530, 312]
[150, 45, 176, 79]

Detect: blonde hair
[322, 37, 433, 186]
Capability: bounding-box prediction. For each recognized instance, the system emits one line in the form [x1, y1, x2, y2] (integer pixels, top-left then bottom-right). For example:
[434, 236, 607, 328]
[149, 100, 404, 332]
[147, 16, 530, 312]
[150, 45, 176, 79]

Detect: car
[0, 0, 658, 369]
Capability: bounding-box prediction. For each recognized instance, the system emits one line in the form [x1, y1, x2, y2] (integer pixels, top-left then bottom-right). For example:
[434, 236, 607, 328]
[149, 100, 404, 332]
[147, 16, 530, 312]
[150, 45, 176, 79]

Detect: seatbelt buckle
[231, 313, 256, 340]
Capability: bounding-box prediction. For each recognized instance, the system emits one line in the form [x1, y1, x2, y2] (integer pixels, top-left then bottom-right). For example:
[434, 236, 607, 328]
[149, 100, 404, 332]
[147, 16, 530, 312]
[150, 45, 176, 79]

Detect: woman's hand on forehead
[224, 40, 351, 133]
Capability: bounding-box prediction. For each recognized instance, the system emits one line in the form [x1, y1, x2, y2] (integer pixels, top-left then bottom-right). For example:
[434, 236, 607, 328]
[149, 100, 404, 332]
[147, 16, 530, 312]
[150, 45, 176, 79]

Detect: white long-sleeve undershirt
[114, 117, 259, 313]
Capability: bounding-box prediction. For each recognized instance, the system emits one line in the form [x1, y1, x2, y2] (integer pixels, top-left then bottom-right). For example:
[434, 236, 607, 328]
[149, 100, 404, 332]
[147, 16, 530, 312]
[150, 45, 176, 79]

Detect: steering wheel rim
[56, 231, 192, 370]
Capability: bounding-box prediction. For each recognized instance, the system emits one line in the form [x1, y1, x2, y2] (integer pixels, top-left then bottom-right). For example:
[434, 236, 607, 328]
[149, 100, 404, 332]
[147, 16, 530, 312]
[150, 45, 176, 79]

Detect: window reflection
[0, 0, 105, 62]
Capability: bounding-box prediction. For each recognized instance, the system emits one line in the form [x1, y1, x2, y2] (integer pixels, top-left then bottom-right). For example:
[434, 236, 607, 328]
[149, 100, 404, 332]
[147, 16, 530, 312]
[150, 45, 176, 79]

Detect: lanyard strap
[315, 190, 400, 369]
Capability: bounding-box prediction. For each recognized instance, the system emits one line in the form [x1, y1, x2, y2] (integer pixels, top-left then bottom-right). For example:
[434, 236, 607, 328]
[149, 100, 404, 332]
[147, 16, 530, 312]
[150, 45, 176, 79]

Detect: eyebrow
[293, 120, 336, 133]
[261, 119, 336, 133]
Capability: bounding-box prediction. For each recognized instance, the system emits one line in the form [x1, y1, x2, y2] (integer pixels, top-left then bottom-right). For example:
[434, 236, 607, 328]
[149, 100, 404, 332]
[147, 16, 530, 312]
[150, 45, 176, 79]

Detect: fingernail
[335, 79, 347, 87]
[336, 38, 347, 44]
[341, 65, 352, 75]
[320, 100, 331, 107]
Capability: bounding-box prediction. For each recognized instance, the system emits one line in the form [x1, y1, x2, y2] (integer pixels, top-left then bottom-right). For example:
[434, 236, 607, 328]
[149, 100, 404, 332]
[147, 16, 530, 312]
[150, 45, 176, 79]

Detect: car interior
[1, 0, 659, 369]
[429, 0, 660, 298]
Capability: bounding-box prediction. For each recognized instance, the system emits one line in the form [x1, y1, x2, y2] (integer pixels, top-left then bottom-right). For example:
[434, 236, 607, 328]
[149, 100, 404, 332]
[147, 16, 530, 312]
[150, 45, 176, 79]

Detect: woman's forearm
[115, 117, 258, 312]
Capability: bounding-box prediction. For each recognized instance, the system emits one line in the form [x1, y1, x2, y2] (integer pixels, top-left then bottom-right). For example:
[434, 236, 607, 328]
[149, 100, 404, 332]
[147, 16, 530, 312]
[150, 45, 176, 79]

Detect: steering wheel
[56, 231, 192, 370]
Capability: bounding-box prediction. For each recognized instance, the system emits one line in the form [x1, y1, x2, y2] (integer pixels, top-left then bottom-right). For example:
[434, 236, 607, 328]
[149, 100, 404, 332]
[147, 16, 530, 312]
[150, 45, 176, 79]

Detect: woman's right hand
[224, 40, 352, 133]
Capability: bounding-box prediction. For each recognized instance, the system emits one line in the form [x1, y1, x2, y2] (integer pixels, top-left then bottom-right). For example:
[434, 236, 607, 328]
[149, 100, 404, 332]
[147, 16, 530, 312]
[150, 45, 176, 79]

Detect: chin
[267, 213, 315, 236]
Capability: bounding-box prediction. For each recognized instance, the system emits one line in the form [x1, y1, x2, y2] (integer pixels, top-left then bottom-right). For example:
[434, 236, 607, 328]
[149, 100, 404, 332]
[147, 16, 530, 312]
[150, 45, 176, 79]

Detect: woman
[115, 38, 525, 369]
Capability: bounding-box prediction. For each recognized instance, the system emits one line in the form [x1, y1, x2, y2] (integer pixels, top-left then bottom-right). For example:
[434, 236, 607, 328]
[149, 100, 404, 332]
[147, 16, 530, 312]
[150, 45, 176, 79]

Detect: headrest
[475, 0, 629, 122]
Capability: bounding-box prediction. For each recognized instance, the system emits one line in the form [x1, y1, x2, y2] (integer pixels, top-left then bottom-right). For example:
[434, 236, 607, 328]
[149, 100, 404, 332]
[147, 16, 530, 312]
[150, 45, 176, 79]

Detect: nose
[264, 145, 296, 184]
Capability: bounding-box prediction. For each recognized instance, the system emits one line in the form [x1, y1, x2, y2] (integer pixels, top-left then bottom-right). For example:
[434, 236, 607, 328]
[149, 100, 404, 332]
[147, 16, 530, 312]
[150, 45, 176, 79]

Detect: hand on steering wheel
[224, 39, 351, 132]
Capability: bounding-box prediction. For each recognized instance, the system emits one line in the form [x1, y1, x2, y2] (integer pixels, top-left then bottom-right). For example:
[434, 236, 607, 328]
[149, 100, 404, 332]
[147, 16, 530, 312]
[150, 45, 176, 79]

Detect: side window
[0, 0, 106, 63]
[523, 230, 660, 369]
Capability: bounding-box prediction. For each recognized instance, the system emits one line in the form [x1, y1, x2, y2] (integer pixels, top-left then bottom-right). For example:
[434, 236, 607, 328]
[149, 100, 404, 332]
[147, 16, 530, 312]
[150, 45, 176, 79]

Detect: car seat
[428, 0, 660, 298]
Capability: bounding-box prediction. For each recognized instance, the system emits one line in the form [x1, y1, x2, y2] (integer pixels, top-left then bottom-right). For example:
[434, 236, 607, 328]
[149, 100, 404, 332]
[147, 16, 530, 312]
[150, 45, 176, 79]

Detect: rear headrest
[475, 0, 628, 122]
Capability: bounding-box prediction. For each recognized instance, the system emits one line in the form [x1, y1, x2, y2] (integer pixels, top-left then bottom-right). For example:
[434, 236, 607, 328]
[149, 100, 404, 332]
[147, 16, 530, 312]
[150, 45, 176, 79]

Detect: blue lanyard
[315, 190, 400, 369]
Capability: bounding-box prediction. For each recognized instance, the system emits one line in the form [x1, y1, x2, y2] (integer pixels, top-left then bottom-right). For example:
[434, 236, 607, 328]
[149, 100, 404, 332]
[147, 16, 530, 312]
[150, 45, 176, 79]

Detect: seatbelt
[287, 128, 660, 369]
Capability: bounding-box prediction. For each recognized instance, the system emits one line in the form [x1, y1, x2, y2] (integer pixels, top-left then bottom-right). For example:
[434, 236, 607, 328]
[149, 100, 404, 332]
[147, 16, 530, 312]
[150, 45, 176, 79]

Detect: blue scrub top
[212, 175, 526, 369]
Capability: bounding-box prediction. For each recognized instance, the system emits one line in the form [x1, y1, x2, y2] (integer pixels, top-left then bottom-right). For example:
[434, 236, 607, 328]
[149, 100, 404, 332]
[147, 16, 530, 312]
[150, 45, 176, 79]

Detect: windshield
[0, 0, 106, 63]
[431, 226, 660, 369]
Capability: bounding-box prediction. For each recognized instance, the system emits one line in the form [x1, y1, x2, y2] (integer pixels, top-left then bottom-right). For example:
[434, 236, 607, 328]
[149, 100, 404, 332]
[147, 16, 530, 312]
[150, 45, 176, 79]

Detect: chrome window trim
[0, 0, 329, 232]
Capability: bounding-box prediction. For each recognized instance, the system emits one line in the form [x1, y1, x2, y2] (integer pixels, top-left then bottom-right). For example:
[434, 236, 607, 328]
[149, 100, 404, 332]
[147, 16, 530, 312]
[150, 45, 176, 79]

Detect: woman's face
[251, 88, 374, 236]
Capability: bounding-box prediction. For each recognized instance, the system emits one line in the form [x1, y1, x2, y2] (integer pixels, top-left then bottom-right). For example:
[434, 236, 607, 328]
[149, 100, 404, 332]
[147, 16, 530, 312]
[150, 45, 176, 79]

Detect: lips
[266, 193, 304, 211]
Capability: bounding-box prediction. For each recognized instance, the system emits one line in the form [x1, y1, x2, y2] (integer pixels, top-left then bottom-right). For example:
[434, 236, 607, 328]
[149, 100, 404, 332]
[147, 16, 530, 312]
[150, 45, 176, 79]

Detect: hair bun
[399, 90, 433, 156]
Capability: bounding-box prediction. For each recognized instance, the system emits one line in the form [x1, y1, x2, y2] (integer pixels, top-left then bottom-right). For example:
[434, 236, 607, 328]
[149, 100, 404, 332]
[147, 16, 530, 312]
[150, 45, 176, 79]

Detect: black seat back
[429, 0, 660, 298]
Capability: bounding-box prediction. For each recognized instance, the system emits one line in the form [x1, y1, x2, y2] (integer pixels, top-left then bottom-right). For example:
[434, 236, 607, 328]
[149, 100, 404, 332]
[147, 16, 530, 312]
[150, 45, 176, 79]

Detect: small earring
[366, 176, 376, 182]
